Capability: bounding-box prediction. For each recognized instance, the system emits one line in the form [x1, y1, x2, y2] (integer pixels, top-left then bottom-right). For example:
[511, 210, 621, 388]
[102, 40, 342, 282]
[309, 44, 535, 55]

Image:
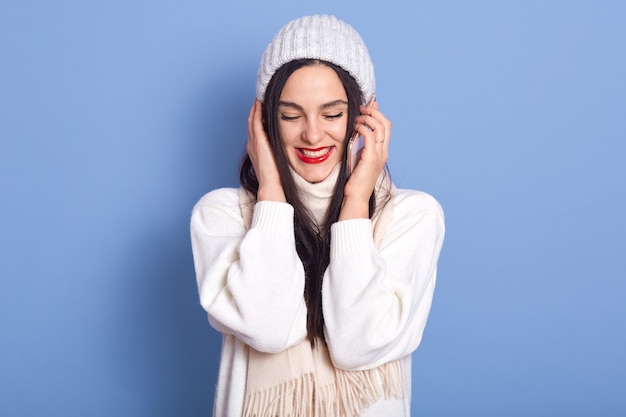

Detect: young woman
[191, 15, 445, 417]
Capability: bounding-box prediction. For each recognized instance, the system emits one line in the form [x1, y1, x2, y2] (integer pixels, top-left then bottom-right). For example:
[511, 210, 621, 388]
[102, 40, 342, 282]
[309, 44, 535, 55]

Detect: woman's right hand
[247, 99, 286, 202]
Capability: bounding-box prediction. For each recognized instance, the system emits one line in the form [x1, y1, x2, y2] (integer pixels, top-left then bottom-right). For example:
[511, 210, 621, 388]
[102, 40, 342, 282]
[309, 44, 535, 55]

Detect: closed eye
[324, 112, 344, 120]
[280, 113, 301, 121]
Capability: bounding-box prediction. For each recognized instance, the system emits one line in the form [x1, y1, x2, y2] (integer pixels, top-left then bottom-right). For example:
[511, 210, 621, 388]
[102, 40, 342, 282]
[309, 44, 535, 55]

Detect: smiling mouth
[296, 146, 334, 164]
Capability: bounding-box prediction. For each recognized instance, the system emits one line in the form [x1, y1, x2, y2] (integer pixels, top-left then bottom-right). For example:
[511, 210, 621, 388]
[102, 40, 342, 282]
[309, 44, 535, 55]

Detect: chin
[297, 167, 334, 184]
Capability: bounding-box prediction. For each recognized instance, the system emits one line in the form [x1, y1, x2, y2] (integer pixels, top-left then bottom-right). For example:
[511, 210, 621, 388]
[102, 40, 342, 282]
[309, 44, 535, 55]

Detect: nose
[302, 119, 323, 145]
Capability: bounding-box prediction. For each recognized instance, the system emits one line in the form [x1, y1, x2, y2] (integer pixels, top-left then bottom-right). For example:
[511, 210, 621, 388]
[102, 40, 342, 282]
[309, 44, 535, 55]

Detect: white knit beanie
[256, 15, 375, 104]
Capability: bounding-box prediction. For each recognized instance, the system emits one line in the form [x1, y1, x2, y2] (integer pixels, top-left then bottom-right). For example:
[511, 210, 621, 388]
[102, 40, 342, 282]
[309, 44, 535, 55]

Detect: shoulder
[191, 187, 245, 227]
[390, 187, 445, 222]
[373, 187, 445, 252]
[193, 187, 240, 209]
[372, 186, 445, 248]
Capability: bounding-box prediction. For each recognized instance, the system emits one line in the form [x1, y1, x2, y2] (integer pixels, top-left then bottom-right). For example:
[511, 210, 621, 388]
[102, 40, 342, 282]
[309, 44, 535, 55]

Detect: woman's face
[278, 64, 349, 183]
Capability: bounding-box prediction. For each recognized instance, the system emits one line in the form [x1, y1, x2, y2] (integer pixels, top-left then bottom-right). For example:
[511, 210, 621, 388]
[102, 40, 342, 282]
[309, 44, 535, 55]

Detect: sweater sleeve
[190, 188, 308, 353]
[322, 190, 445, 370]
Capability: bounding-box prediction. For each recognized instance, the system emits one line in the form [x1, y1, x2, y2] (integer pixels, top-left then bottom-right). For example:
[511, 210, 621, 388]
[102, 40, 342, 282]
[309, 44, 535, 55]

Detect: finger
[248, 101, 265, 141]
[360, 105, 390, 129]
[362, 112, 391, 149]
[247, 100, 258, 141]
[356, 114, 386, 145]
[253, 100, 262, 126]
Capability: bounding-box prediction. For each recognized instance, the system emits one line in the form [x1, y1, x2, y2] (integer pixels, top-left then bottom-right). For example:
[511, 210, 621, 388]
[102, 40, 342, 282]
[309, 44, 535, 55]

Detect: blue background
[1, 1, 624, 416]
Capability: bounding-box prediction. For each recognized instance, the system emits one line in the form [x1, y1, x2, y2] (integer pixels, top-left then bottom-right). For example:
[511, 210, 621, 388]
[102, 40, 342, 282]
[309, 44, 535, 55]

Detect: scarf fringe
[242, 360, 405, 417]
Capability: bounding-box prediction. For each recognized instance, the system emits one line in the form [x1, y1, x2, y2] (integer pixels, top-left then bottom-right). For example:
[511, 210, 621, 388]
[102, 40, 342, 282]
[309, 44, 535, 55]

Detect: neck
[290, 163, 341, 227]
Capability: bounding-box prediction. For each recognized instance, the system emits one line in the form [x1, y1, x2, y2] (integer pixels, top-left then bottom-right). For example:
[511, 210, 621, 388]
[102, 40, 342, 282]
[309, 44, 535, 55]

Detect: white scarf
[238, 164, 403, 417]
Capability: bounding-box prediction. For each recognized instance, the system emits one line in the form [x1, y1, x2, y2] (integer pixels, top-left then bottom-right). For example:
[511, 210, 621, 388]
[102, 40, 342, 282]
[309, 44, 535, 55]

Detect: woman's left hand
[339, 101, 391, 220]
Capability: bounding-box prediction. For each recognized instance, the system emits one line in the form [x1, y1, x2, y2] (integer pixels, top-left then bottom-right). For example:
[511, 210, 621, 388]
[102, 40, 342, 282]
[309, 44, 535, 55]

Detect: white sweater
[190, 177, 445, 417]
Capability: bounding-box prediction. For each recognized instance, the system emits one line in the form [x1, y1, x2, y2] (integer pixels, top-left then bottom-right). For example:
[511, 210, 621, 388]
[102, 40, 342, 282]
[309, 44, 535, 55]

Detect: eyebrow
[278, 99, 349, 111]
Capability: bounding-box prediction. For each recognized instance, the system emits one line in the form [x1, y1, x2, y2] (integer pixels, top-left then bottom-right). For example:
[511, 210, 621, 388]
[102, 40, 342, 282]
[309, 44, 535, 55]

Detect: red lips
[295, 146, 335, 164]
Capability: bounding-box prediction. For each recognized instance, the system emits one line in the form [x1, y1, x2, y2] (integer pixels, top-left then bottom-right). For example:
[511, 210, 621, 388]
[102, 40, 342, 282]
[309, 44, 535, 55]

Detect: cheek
[334, 134, 347, 159]
[278, 122, 299, 145]
[332, 122, 349, 146]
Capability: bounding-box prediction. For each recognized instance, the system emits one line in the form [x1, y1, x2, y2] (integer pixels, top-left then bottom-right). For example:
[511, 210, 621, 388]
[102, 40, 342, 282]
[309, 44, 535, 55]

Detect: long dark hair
[240, 59, 380, 346]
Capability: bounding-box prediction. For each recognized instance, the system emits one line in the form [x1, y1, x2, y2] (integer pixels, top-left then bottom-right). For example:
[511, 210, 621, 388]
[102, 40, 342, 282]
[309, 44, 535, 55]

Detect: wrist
[339, 195, 370, 220]
[257, 184, 286, 202]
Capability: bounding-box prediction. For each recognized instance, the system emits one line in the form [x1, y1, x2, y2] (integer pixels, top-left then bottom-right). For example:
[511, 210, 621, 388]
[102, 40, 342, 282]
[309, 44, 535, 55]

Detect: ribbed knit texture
[257, 15, 375, 104]
[251, 201, 294, 237]
[330, 219, 375, 257]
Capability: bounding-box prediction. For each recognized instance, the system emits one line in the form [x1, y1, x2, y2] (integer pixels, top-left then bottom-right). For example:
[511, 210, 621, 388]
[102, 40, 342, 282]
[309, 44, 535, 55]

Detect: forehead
[280, 64, 347, 103]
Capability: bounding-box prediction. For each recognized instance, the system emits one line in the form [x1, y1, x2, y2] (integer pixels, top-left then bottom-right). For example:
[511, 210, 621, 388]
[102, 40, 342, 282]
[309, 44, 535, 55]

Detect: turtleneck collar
[290, 163, 342, 227]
